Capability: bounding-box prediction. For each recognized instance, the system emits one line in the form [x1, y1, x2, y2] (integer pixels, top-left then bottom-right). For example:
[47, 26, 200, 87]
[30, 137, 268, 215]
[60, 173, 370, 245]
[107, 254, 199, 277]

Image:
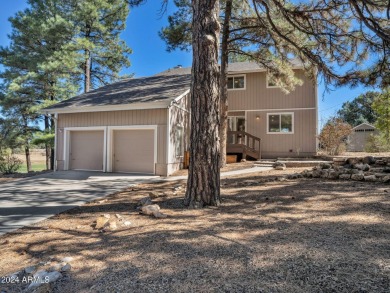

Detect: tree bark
[25, 145, 32, 173]
[219, 0, 232, 168]
[84, 49, 91, 93]
[184, 0, 221, 208]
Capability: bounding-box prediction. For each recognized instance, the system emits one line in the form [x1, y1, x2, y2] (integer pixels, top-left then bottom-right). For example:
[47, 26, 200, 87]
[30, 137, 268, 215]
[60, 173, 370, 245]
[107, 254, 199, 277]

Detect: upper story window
[267, 113, 294, 134]
[227, 75, 246, 90]
[266, 73, 279, 88]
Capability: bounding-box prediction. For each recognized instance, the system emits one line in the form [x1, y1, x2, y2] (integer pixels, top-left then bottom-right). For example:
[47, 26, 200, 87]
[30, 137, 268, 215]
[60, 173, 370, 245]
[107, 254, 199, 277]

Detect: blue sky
[0, 0, 378, 129]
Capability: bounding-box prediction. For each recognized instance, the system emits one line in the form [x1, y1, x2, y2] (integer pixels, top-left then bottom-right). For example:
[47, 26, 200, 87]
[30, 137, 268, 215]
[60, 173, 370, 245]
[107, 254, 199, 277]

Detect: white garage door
[69, 130, 104, 171]
[112, 129, 155, 174]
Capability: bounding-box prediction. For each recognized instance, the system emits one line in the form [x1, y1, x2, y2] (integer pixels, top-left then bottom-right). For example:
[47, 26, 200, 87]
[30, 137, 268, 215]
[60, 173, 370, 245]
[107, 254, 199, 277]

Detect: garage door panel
[70, 131, 104, 171]
[113, 130, 154, 173]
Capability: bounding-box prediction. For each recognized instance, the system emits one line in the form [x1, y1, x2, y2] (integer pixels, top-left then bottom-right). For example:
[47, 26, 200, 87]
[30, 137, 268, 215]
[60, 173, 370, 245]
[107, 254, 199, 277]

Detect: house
[43, 61, 318, 176]
[347, 123, 378, 152]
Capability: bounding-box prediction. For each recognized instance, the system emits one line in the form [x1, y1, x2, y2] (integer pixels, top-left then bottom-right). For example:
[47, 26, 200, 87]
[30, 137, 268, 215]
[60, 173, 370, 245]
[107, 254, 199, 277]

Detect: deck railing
[227, 131, 261, 159]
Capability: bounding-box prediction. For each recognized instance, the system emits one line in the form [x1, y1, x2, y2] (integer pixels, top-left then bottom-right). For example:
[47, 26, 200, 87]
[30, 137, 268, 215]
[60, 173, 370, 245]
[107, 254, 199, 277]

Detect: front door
[228, 116, 245, 144]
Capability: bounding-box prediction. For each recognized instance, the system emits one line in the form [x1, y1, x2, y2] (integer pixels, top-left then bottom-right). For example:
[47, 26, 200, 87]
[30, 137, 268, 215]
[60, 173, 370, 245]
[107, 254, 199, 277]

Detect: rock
[351, 174, 364, 181]
[61, 263, 71, 272]
[362, 164, 370, 171]
[153, 211, 168, 218]
[383, 167, 390, 173]
[321, 171, 329, 178]
[275, 165, 286, 170]
[312, 170, 322, 178]
[103, 214, 110, 219]
[243, 180, 257, 186]
[122, 221, 132, 227]
[376, 159, 386, 165]
[61, 257, 74, 263]
[273, 161, 286, 170]
[148, 191, 160, 198]
[24, 266, 36, 274]
[375, 173, 387, 178]
[320, 163, 332, 169]
[103, 220, 117, 231]
[364, 175, 377, 182]
[115, 214, 122, 219]
[141, 204, 161, 216]
[27, 270, 62, 291]
[382, 175, 390, 183]
[138, 196, 153, 206]
[241, 159, 246, 162]
[363, 156, 376, 165]
[339, 174, 351, 180]
[95, 216, 110, 229]
[48, 263, 62, 272]
[328, 171, 339, 179]
[346, 158, 358, 165]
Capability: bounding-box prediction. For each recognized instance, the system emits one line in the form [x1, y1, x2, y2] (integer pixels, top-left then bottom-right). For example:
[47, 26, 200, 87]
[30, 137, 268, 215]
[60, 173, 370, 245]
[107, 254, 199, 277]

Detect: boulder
[346, 157, 358, 165]
[382, 175, 390, 183]
[138, 196, 153, 207]
[364, 175, 377, 182]
[24, 266, 36, 274]
[95, 216, 110, 229]
[383, 167, 390, 173]
[153, 211, 168, 218]
[328, 171, 339, 180]
[312, 170, 322, 178]
[363, 156, 376, 165]
[339, 174, 351, 180]
[141, 204, 161, 216]
[351, 174, 364, 181]
[273, 161, 286, 170]
[148, 191, 160, 199]
[61, 263, 71, 272]
[320, 162, 332, 169]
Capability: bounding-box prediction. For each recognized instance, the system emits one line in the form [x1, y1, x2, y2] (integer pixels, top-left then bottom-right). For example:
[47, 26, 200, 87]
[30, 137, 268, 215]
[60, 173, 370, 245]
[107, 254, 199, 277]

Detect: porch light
[256, 115, 260, 120]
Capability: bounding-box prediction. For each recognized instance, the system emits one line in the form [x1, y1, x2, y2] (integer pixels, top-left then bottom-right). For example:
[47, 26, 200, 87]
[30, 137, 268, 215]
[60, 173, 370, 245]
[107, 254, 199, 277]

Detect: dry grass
[0, 169, 389, 293]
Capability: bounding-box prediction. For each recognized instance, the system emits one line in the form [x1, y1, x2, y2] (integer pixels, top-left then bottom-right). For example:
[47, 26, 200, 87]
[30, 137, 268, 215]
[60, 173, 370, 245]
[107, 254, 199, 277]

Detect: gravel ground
[0, 168, 389, 293]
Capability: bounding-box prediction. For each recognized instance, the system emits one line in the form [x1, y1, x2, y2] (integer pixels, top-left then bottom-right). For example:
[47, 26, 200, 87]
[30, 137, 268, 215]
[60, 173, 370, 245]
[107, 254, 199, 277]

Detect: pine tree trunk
[84, 49, 91, 93]
[184, 0, 221, 208]
[25, 145, 32, 172]
[219, 0, 232, 168]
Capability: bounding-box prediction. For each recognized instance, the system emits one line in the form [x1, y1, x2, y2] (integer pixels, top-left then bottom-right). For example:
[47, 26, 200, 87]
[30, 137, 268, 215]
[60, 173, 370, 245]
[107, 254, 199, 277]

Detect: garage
[112, 129, 155, 174]
[69, 130, 105, 171]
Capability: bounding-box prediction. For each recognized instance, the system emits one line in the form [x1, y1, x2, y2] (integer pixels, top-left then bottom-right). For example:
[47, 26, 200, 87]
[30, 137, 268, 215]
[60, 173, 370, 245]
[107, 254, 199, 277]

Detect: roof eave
[41, 100, 172, 115]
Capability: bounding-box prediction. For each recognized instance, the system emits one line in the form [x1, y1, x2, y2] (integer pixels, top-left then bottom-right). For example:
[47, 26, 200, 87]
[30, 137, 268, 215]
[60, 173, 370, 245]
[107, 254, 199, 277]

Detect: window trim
[227, 74, 246, 91]
[266, 112, 294, 134]
[266, 73, 280, 89]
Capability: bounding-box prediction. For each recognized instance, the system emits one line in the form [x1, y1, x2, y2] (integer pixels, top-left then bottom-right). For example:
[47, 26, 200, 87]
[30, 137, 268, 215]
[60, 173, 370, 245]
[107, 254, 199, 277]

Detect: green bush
[364, 134, 390, 153]
[0, 153, 23, 174]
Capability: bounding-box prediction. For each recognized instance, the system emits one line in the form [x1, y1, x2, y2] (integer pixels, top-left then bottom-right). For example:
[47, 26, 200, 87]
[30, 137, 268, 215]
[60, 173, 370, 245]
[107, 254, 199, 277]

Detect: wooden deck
[227, 131, 261, 160]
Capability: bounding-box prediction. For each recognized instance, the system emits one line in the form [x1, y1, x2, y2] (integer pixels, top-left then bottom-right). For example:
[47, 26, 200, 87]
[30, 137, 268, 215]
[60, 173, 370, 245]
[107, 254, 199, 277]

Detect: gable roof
[352, 123, 376, 130]
[43, 60, 305, 113]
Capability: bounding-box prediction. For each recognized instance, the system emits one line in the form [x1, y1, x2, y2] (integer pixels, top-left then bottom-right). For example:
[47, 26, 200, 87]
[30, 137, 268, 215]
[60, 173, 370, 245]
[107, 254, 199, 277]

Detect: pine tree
[372, 88, 390, 145]
[71, 0, 132, 92]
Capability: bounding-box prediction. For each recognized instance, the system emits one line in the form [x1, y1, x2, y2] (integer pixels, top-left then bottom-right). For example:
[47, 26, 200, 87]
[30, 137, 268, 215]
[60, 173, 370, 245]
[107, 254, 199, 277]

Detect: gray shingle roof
[45, 60, 304, 111]
[45, 70, 191, 111]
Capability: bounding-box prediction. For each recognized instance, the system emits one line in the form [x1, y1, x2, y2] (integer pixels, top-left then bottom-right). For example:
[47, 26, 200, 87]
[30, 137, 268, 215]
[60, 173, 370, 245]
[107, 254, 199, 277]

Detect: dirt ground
[0, 168, 389, 293]
[171, 161, 255, 176]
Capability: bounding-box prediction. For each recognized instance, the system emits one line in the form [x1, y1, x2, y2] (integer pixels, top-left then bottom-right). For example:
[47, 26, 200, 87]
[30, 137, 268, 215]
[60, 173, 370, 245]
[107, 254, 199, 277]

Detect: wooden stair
[226, 131, 261, 160]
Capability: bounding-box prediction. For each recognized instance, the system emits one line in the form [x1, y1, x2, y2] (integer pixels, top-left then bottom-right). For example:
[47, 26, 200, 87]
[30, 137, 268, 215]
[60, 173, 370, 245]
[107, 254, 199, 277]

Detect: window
[266, 73, 279, 88]
[175, 126, 184, 157]
[227, 75, 245, 90]
[267, 113, 293, 134]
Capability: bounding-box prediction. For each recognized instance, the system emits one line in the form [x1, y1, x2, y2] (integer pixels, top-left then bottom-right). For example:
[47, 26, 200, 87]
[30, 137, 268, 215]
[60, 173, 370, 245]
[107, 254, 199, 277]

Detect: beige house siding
[56, 108, 168, 175]
[168, 93, 191, 174]
[228, 70, 316, 110]
[228, 70, 317, 158]
[246, 110, 317, 158]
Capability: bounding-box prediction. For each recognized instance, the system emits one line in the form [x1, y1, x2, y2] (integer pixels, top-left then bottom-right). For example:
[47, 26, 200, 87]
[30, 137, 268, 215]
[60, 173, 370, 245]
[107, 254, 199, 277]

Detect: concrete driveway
[0, 171, 159, 235]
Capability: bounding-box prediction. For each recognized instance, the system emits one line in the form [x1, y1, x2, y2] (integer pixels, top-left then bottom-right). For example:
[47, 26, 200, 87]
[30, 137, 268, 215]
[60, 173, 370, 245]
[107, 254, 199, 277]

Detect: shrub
[364, 134, 390, 153]
[0, 153, 22, 174]
[318, 118, 352, 155]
